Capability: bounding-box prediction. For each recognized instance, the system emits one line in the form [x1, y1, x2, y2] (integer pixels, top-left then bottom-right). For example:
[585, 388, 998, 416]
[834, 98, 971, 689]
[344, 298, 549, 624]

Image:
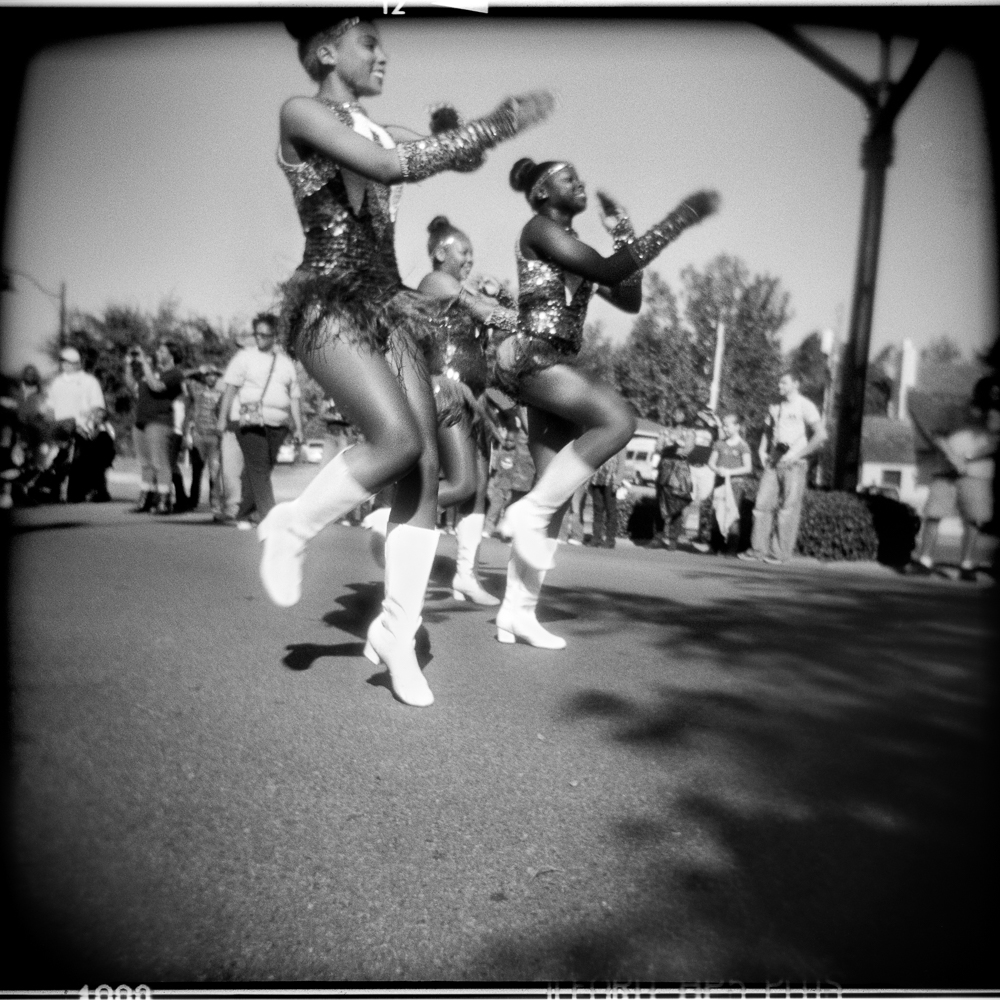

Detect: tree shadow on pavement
[468, 572, 998, 984]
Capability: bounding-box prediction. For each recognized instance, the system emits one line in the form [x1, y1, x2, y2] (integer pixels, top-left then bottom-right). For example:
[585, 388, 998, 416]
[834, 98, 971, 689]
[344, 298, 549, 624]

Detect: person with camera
[124, 341, 186, 514]
[739, 371, 827, 565]
[215, 314, 303, 529]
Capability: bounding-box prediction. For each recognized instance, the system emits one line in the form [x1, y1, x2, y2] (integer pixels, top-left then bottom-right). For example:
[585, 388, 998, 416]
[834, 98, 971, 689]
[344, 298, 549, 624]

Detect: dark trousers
[590, 483, 617, 547]
[66, 431, 114, 502]
[236, 425, 288, 520]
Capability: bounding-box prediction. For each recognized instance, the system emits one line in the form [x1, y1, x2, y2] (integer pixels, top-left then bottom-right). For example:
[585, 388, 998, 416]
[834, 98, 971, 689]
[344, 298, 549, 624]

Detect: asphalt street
[4, 469, 998, 987]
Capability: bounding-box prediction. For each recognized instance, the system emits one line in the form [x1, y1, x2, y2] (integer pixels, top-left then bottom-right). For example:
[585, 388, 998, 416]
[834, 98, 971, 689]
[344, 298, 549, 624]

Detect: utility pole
[767, 25, 943, 490]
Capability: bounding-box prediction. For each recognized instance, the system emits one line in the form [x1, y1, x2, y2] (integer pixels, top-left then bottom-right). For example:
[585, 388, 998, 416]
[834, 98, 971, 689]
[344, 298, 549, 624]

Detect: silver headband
[330, 16, 361, 42]
[529, 162, 570, 202]
[432, 233, 459, 255]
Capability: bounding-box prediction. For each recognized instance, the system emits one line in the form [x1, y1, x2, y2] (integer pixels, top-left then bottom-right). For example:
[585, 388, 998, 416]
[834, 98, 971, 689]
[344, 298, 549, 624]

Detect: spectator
[649, 407, 695, 550]
[219, 388, 244, 524]
[169, 393, 189, 512]
[216, 314, 304, 529]
[185, 364, 225, 518]
[739, 371, 827, 565]
[589, 448, 625, 548]
[707, 412, 753, 555]
[557, 482, 589, 546]
[124, 341, 186, 514]
[688, 408, 721, 552]
[485, 406, 535, 538]
[906, 379, 999, 581]
[16, 365, 49, 472]
[43, 346, 108, 504]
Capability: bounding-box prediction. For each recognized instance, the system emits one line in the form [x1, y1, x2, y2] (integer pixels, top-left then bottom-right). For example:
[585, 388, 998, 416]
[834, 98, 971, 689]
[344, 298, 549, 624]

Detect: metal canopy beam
[764, 23, 943, 490]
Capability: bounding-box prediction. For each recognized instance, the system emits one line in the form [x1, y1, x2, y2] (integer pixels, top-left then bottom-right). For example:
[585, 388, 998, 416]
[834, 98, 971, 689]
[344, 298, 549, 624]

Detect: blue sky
[2, 14, 996, 375]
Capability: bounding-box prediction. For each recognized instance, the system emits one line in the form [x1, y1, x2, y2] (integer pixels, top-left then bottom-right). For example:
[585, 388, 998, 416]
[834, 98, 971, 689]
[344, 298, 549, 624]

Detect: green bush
[859, 491, 922, 567]
[618, 490, 659, 539]
[795, 490, 878, 561]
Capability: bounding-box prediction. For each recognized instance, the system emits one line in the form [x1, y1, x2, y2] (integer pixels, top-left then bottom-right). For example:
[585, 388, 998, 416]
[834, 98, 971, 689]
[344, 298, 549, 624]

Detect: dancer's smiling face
[437, 234, 474, 281]
[540, 165, 587, 215]
[330, 22, 387, 98]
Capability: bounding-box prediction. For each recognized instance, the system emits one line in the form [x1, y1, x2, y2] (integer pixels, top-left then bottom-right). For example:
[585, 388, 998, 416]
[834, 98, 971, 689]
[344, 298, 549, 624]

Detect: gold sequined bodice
[278, 102, 402, 297]
[515, 240, 594, 352]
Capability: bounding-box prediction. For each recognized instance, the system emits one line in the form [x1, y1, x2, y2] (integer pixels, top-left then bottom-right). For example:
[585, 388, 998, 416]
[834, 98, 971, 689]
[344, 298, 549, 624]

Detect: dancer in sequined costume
[417, 215, 517, 606]
[492, 158, 718, 649]
[257, 13, 553, 706]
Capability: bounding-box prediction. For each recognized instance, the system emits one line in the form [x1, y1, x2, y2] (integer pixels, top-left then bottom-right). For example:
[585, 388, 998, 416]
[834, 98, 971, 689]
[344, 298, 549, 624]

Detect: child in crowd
[707, 412, 753, 555]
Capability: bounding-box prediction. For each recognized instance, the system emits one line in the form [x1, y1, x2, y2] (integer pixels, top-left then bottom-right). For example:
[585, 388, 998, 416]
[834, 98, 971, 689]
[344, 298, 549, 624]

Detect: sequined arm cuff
[628, 198, 711, 268]
[396, 101, 520, 182]
[610, 215, 642, 288]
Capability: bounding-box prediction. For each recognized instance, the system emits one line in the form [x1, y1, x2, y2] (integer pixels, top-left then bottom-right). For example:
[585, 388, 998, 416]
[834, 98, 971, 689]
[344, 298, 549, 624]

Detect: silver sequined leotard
[277, 101, 433, 369]
[492, 238, 595, 402]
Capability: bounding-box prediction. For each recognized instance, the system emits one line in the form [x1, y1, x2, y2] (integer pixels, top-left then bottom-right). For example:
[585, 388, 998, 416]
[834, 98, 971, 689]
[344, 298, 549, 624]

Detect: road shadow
[467, 573, 998, 984]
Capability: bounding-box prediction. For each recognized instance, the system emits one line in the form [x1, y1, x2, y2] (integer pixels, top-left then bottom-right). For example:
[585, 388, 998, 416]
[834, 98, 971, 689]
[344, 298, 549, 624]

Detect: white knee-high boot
[363, 523, 439, 707]
[451, 513, 500, 606]
[499, 442, 595, 571]
[258, 449, 371, 607]
[495, 539, 566, 650]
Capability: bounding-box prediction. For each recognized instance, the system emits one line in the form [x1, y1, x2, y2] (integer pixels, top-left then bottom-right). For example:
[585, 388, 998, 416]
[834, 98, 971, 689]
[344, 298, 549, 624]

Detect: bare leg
[386, 332, 440, 529]
[297, 333, 425, 498]
[519, 365, 637, 469]
[436, 418, 478, 511]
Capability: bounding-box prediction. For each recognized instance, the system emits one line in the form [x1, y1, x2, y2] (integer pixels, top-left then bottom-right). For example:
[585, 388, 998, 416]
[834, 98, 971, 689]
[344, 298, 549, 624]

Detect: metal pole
[59, 281, 66, 341]
[833, 122, 892, 490]
[708, 319, 725, 412]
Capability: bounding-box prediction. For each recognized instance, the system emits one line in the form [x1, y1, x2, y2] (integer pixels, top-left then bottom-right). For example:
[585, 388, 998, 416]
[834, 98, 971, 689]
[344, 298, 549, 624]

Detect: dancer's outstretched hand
[500, 90, 557, 132]
[678, 190, 721, 222]
[596, 190, 628, 234]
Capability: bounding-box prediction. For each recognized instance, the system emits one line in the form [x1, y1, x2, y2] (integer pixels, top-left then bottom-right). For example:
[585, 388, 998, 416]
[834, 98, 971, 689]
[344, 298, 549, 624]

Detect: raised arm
[524, 190, 719, 292]
[281, 91, 554, 187]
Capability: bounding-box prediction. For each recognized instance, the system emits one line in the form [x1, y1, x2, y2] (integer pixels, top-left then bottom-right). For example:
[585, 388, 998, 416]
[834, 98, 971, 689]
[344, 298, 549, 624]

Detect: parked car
[276, 441, 297, 465]
[302, 439, 325, 464]
[624, 435, 660, 485]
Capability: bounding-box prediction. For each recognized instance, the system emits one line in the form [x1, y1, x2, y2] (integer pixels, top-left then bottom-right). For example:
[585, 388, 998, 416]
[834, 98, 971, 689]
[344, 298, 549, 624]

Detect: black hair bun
[427, 215, 452, 235]
[284, 9, 373, 43]
[429, 105, 461, 135]
[509, 157, 537, 193]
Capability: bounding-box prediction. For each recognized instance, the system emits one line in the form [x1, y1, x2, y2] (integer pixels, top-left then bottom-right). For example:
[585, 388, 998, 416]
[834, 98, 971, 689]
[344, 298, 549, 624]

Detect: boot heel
[496, 627, 516, 644]
[451, 589, 468, 601]
[362, 640, 379, 665]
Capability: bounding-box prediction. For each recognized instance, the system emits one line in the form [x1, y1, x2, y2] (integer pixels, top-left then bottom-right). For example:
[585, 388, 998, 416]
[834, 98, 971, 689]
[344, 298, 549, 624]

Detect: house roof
[634, 417, 666, 437]
[861, 416, 916, 464]
[916, 359, 988, 399]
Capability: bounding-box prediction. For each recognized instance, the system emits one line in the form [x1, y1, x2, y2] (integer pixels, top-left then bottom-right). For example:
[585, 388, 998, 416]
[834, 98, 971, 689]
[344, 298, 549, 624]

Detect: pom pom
[509, 157, 537, 193]
[429, 105, 461, 134]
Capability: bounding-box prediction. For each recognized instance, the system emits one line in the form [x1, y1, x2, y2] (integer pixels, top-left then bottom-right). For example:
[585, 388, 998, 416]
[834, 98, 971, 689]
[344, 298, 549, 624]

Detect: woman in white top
[217, 314, 304, 527]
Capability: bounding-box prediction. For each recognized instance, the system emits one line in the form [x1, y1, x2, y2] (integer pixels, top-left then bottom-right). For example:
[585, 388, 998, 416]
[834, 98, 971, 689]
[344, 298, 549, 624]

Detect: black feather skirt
[279, 267, 435, 383]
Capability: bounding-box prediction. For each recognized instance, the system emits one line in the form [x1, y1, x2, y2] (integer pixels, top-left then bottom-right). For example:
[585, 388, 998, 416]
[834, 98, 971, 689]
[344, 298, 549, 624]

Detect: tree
[614, 272, 702, 423]
[575, 320, 618, 385]
[921, 334, 963, 364]
[615, 255, 789, 443]
[786, 331, 828, 409]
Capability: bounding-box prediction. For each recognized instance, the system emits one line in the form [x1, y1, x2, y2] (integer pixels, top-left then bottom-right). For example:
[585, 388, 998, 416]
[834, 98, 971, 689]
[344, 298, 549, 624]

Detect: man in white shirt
[217, 314, 304, 527]
[739, 371, 827, 564]
[45, 346, 105, 433]
[44, 346, 110, 502]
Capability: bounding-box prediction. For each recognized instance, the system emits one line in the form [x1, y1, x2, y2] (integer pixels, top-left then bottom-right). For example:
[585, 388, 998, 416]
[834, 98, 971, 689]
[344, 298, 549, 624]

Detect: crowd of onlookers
[4, 333, 997, 580]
